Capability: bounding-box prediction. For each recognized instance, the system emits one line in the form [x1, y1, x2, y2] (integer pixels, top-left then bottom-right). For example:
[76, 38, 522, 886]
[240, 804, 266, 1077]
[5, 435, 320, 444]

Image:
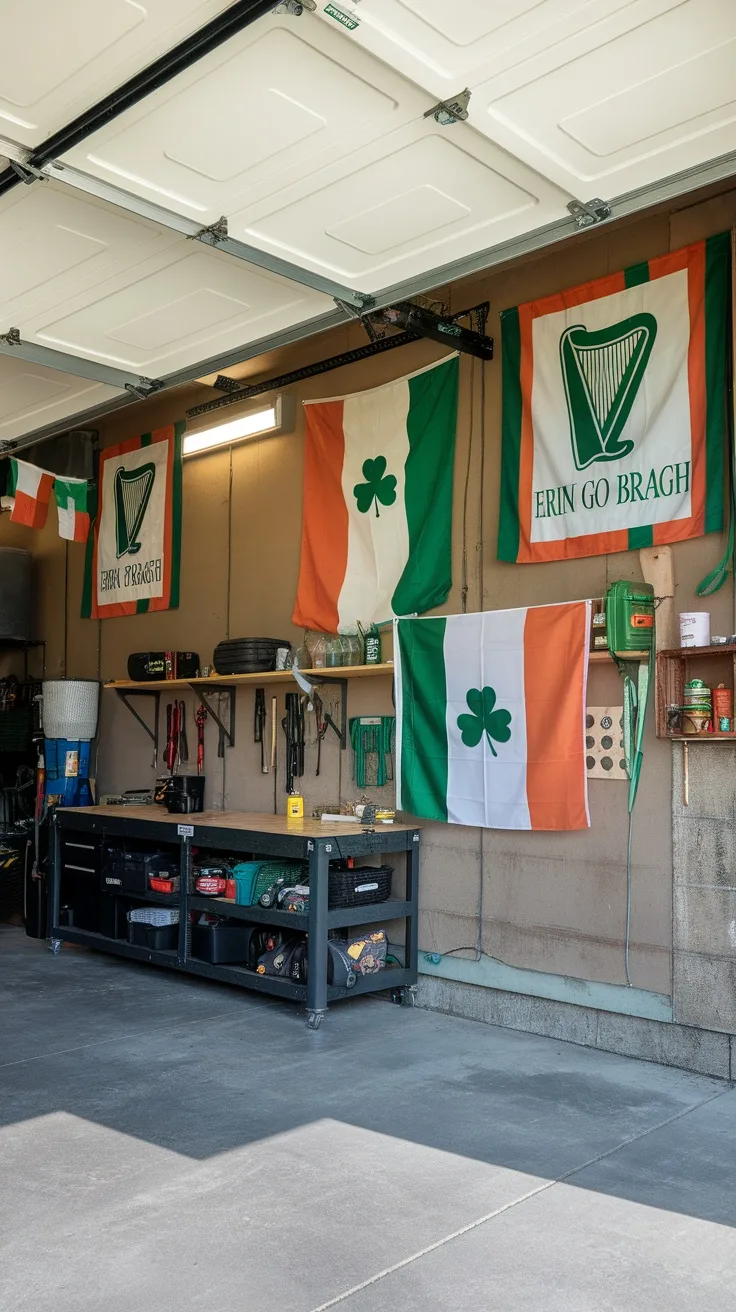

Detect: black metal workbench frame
[49, 809, 420, 1028]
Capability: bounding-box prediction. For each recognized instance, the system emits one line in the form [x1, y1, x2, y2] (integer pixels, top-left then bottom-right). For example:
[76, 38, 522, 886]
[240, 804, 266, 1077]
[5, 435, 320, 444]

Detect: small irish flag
[395, 601, 591, 831]
[55, 477, 91, 542]
[7, 458, 54, 529]
[293, 355, 459, 632]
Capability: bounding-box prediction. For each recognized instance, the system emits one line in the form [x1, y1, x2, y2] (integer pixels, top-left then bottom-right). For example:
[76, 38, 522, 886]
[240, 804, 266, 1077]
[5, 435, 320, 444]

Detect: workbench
[49, 806, 420, 1029]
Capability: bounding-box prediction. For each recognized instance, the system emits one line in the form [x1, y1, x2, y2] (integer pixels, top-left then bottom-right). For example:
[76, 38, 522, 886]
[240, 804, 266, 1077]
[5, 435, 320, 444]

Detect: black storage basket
[328, 865, 392, 909]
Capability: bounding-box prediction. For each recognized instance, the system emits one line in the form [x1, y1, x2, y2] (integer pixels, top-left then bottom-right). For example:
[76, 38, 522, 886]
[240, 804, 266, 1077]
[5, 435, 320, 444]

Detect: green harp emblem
[560, 313, 657, 471]
[114, 462, 155, 558]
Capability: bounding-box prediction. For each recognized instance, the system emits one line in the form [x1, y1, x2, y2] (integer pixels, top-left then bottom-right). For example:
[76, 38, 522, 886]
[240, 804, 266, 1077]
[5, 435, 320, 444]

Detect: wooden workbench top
[61, 805, 417, 838]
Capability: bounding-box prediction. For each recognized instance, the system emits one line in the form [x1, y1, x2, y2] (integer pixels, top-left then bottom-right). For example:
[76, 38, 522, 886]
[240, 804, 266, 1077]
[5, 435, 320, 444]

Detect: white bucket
[42, 680, 99, 741]
[679, 613, 711, 648]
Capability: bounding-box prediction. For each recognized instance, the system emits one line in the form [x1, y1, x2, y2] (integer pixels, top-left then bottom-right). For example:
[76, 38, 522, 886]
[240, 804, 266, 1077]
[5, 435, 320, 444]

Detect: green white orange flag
[395, 601, 591, 831]
[6, 458, 54, 529]
[498, 233, 729, 563]
[55, 477, 91, 542]
[293, 356, 459, 632]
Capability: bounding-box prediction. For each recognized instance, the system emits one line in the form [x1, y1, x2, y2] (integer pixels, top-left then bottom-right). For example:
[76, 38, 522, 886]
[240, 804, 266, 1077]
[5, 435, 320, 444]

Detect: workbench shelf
[50, 807, 420, 1029]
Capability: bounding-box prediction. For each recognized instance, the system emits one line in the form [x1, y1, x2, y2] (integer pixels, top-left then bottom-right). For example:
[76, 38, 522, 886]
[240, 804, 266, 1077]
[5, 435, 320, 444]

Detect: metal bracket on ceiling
[273, 0, 316, 12]
[423, 88, 471, 126]
[123, 376, 165, 400]
[334, 294, 376, 318]
[0, 327, 21, 347]
[8, 160, 41, 185]
[567, 197, 612, 229]
[191, 215, 230, 245]
[369, 300, 493, 360]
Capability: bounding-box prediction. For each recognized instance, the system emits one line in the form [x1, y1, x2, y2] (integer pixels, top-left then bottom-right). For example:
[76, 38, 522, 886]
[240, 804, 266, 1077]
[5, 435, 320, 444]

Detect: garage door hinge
[567, 197, 612, 228]
[190, 216, 229, 244]
[124, 377, 165, 400]
[424, 89, 471, 126]
[273, 0, 316, 13]
[0, 327, 21, 346]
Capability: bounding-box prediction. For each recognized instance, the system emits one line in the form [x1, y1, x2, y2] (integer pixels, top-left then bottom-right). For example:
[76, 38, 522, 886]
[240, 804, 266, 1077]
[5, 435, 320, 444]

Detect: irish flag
[55, 477, 91, 542]
[7, 459, 54, 529]
[293, 356, 459, 632]
[395, 601, 591, 831]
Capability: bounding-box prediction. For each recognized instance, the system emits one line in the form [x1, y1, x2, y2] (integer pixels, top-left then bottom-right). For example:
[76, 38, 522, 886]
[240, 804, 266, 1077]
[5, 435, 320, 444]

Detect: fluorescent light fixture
[183, 396, 290, 457]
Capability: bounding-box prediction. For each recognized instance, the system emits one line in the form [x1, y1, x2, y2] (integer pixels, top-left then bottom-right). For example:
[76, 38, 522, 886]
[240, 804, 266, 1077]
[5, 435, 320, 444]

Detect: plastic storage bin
[191, 921, 257, 963]
[128, 921, 179, 950]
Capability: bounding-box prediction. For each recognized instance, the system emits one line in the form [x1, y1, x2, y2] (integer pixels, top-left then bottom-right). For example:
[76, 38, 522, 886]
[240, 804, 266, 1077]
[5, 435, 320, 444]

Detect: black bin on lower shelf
[191, 921, 257, 964]
[128, 921, 178, 951]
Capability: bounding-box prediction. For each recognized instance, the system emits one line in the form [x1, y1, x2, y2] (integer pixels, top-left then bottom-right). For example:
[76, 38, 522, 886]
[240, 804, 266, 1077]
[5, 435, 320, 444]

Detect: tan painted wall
[14, 184, 736, 997]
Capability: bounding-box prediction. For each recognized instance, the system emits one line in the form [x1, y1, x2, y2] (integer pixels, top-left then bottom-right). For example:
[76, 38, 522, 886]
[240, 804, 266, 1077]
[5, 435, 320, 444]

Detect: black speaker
[127, 652, 200, 681]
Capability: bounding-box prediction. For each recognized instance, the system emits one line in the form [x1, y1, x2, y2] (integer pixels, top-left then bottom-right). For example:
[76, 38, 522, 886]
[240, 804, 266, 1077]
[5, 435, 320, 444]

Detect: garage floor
[1, 925, 735, 1311]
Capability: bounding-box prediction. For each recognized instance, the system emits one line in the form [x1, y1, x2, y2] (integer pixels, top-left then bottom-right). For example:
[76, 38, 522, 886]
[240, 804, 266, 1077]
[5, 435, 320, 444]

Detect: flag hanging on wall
[293, 355, 459, 632]
[498, 233, 729, 564]
[6, 458, 54, 529]
[55, 477, 92, 542]
[395, 601, 591, 831]
[82, 423, 183, 619]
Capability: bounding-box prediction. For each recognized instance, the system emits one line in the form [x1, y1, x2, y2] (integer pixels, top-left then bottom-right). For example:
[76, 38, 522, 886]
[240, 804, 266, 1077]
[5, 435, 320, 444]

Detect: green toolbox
[605, 581, 655, 657]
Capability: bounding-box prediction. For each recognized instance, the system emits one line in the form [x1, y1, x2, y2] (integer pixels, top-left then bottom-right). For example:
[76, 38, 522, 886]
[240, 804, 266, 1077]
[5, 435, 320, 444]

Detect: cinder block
[672, 815, 736, 887]
[673, 950, 736, 1034]
[595, 1012, 730, 1079]
[674, 885, 736, 955]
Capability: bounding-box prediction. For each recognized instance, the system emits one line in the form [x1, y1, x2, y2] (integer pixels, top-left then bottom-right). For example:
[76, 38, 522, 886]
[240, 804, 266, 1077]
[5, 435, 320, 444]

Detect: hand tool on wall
[282, 692, 305, 793]
[178, 701, 188, 765]
[195, 705, 207, 775]
[270, 696, 277, 774]
[254, 688, 268, 773]
[165, 702, 179, 774]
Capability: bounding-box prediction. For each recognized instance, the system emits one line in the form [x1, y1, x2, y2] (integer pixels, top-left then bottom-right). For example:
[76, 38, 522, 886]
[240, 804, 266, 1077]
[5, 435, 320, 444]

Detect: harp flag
[498, 233, 729, 564]
[82, 425, 183, 619]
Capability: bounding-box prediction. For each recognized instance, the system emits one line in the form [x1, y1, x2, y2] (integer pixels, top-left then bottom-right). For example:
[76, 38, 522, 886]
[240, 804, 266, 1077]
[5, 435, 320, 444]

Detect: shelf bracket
[191, 684, 235, 757]
[115, 689, 161, 769]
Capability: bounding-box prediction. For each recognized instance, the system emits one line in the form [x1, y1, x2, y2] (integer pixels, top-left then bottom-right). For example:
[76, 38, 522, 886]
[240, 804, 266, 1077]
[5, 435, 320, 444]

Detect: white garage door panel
[239, 130, 570, 287]
[28, 247, 332, 373]
[0, 356, 122, 442]
[311, 0, 664, 97]
[482, 0, 736, 192]
[60, 16, 427, 222]
[0, 183, 176, 327]
[0, 0, 233, 148]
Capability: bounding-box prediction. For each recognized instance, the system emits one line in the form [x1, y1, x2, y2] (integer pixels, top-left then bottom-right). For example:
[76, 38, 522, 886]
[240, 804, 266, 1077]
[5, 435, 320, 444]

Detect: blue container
[45, 739, 92, 807]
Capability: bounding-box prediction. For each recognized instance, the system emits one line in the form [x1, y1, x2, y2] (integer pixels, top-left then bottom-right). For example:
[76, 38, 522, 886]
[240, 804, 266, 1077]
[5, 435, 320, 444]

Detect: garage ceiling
[1, 0, 735, 446]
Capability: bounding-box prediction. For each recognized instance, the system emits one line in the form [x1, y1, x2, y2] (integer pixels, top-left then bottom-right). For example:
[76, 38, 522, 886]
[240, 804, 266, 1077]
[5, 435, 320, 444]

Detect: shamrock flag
[55, 477, 91, 542]
[394, 601, 591, 831]
[293, 355, 459, 632]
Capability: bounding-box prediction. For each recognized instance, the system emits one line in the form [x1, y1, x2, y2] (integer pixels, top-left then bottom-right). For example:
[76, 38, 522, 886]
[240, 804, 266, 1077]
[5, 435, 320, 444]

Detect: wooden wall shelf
[656, 645, 736, 740]
[104, 663, 395, 692]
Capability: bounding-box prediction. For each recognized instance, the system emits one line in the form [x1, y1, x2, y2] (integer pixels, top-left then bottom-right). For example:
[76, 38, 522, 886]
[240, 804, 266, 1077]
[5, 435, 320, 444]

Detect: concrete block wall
[672, 742, 736, 1034]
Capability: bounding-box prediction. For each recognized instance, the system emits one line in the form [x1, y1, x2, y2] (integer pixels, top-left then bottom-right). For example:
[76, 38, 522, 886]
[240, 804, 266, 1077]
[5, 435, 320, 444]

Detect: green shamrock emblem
[353, 456, 397, 518]
[457, 687, 512, 758]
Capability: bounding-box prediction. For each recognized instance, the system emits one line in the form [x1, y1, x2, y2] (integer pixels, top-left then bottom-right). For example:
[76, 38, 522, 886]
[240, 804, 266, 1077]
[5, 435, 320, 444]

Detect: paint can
[683, 679, 711, 712]
[679, 612, 711, 647]
[712, 685, 733, 721]
[682, 711, 712, 735]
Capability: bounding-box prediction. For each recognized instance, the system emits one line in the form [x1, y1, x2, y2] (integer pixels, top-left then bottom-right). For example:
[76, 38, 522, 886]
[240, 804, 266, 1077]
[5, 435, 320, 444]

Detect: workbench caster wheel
[49, 938, 62, 956]
[391, 986, 416, 1007]
[306, 1009, 325, 1031]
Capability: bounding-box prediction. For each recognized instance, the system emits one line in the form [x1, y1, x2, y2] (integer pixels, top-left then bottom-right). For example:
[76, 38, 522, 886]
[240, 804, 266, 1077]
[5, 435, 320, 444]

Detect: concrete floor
[1, 925, 735, 1311]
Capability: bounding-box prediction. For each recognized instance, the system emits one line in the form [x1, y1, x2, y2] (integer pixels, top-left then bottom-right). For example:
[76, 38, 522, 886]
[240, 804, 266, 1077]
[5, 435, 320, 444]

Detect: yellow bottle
[286, 792, 304, 820]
